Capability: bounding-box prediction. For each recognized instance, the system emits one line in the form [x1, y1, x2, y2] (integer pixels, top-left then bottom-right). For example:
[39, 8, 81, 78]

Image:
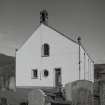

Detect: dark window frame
[32, 69, 38, 79]
[54, 68, 62, 87]
[43, 69, 49, 77]
[42, 43, 50, 57]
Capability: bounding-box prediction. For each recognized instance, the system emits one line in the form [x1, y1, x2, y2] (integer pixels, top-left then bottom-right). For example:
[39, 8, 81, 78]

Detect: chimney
[40, 10, 48, 24]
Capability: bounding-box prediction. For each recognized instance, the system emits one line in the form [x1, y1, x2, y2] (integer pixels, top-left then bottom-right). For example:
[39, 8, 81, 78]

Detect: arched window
[42, 43, 50, 57]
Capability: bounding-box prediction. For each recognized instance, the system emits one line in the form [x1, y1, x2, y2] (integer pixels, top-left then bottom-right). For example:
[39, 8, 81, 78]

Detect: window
[32, 69, 38, 79]
[43, 69, 49, 77]
[42, 43, 50, 57]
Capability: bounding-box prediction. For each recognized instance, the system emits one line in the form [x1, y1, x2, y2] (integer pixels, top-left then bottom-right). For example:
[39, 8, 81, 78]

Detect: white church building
[16, 10, 94, 88]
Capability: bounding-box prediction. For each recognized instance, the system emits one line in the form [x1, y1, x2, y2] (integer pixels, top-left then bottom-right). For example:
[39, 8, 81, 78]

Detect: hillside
[0, 53, 15, 79]
[0, 54, 15, 66]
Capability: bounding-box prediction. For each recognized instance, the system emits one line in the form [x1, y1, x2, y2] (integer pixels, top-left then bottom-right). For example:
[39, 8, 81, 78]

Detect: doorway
[55, 68, 62, 88]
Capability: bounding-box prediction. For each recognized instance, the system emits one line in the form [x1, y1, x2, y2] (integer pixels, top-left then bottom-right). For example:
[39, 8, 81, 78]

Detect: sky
[0, 0, 105, 64]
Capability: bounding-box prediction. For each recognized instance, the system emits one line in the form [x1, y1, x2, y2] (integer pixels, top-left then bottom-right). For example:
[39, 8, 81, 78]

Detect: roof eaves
[80, 43, 94, 63]
[16, 23, 42, 52]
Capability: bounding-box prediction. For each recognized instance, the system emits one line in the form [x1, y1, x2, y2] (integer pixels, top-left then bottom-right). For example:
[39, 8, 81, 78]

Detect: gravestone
[64, 80, 93, 105]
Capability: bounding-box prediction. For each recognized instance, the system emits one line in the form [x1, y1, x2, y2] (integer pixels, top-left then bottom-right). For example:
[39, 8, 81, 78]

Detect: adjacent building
[94, 64, 105, 105]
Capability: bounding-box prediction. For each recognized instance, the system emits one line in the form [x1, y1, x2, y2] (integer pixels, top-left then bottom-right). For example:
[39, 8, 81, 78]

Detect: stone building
[94, 64, 105, 105]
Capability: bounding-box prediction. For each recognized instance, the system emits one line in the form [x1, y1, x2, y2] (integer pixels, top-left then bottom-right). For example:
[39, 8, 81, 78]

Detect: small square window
[32, 69, 38, 79]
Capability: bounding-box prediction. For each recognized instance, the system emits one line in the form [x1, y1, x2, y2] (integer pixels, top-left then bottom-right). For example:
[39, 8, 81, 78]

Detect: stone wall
[99, 82, 105, 105]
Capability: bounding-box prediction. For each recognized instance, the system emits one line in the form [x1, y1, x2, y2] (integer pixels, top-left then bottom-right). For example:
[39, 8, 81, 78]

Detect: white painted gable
[16, 24, 94, 88]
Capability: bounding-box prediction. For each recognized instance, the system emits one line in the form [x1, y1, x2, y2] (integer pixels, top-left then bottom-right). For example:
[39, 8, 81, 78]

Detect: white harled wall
[16, 24, 94, 88]
[80, 46, 94, 81]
